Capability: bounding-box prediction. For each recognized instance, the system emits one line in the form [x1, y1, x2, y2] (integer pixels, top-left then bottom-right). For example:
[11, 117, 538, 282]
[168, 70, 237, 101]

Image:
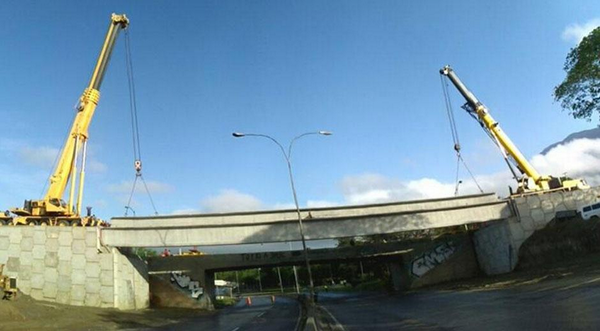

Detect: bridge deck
[101, 194, 512, 247]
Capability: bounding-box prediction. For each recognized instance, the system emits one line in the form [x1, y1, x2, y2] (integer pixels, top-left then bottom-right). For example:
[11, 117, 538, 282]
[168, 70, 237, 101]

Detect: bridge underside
[148, 241, 418, 273]
[102, 193, 512, 247]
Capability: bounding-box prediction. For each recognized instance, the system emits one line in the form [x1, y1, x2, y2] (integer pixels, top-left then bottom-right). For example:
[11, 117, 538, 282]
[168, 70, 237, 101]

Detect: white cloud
[340, 173, 456, 205]
[200, 189, 263, 213]
[339, 138, 600, 205]
[170, 137, 600, 215]
[87, 160, 108, 173]
[562, 18, 600, 44]
[271, 203, 297, 210]
[531, 138, 600, 186]
[106, 179, 174, 194]
[18, 146, 59, 168]
[339, 171, 516, 205]
[307, 200, 338, 208]
[170, 208, 199, 215]
[5, 142, 107, 174]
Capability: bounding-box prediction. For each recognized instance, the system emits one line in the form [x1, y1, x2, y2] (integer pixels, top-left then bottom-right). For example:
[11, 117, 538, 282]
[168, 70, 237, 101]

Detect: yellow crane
[440, 65, 589, 195]
[4, 14, 129, 226]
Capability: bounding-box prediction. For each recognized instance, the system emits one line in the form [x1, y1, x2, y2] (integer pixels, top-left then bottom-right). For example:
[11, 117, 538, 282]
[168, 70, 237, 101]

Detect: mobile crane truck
[440, 65, 589, 195]
[0, 14, 129, 226]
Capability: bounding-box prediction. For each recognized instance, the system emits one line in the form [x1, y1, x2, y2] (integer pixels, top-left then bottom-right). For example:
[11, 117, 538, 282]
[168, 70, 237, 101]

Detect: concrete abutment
[473, 187, 600, 275]
[0, 227, 148, 310]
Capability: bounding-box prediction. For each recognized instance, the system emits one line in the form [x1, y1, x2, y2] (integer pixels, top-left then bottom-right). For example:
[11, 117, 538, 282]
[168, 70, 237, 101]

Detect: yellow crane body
[440, 65, 589, 195]
[7, 14, 129, 226]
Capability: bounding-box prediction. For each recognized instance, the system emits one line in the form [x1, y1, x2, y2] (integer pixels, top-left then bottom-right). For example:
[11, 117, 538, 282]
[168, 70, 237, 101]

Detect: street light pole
[277, 267, 284, 293]
[233, 131, 332, 304]
[291, 243, 300, 294]
[257, 268, 263, 292]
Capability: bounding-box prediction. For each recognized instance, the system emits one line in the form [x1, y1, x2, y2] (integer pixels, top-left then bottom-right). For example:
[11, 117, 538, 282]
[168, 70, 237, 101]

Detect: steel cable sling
[439, 74, 484, 195]
[124, 29, 158, 216]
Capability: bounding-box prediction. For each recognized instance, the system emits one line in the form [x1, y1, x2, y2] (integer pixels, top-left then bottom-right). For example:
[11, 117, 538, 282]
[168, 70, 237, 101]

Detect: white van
[579, 202, 600, 220]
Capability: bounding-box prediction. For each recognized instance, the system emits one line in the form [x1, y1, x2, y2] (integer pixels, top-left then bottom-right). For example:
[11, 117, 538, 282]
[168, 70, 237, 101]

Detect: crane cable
[439, 74, 484, 195]
[124, 30, 158, 216]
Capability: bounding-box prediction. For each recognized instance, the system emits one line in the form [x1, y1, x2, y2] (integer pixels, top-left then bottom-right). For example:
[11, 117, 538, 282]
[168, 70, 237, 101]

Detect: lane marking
[321, 305, 347, 331]
[294, 301, 302, 331]
[256, 311, 266, 318]
[230, 327, 240, 331]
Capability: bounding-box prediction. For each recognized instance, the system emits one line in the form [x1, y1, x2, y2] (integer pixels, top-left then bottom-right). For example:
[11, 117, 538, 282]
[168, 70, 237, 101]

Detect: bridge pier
[188, 267, 215, 310]
[388, 260, 409, 291]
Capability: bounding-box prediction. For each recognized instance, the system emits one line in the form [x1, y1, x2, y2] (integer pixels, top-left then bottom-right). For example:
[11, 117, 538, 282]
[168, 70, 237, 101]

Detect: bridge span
[101, 193, 512, 247]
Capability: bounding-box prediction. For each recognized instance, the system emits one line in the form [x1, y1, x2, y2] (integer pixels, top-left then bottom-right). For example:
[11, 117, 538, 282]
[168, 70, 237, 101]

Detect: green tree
[555, 27, 600, 121]
[132, 247, 157, 260]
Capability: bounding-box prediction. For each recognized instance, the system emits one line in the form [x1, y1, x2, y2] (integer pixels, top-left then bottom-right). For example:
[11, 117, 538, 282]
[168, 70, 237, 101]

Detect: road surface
[319, 274, 600, 330]
[155, 295, 301, 331]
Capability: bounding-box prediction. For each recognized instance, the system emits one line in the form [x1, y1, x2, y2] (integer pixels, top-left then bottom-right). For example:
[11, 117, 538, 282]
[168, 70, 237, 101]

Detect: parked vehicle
[579, 202, 600, 220]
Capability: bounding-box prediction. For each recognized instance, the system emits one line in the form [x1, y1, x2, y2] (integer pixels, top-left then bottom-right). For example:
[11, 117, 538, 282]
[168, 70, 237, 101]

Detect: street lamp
[232, 130, 332, 303]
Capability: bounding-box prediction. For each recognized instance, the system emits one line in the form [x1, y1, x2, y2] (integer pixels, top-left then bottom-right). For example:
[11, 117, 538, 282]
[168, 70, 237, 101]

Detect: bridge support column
[189, 267, 215, 310]
[388, 260, 409, 292]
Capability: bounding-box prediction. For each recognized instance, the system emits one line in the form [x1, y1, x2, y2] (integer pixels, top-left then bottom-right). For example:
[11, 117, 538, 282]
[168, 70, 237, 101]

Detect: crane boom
[440, 65, 588, 194]
[47, 14, 129, 208]
[10, 14, 129, 225]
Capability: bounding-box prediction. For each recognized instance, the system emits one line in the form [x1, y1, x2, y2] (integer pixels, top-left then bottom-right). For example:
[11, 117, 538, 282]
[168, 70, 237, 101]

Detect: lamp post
[232, 130, 332, 303]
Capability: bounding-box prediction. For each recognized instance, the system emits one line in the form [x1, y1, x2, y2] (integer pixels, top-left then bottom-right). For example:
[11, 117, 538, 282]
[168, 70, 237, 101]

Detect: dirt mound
[0, 290, 210, 330]
[150, 275, 204, 309]
[517, 216, 600, 270]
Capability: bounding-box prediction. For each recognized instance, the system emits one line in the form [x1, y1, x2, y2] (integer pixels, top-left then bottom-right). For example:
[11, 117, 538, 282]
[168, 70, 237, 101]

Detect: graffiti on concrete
[410, 241, 456, 278]
[171, 272, 203, 299]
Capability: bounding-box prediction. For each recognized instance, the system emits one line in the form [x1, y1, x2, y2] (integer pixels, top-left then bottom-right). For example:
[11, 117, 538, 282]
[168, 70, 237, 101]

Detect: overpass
[101, 193, 513, 247]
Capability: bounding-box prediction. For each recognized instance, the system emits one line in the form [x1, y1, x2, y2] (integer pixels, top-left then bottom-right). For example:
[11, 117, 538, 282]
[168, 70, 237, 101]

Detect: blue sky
[0, 1, 599, 221]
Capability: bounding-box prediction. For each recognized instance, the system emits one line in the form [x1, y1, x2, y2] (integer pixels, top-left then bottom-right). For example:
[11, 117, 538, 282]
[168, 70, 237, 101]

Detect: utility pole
[257, 268, 263, 292]
[277, 267, 284, 293]
[360, 261, 365, 278]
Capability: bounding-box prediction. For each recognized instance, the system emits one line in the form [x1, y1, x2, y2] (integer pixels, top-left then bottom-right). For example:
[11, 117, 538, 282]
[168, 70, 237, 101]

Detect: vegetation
[215, 260, 393, 294]
[214, 297, 238, 309]
[554, 27, 600, 121]
[132, 247, 158, 260]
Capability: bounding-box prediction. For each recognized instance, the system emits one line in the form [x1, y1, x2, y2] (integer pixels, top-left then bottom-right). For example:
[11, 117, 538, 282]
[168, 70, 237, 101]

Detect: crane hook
[134, 160, 142, 174]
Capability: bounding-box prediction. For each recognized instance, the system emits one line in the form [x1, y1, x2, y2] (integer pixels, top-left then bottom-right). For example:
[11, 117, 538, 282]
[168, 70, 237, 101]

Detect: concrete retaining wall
[149, 273, 213, 309]
[387, 235, 479, 290]
[408, 236, 479, 288]
[0, 227, 148, 309]
[474, 187, 600, 275]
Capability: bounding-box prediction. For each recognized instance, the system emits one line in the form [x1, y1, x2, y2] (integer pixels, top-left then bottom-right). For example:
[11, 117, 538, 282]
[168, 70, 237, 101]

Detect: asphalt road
[319, 275, 600, 330]
[155, 295, 301, 331]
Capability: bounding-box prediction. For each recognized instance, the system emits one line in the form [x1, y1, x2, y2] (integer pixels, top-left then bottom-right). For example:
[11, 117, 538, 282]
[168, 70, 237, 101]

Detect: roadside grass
[214, 297, 238, 309]
[317, 280, 387, 293]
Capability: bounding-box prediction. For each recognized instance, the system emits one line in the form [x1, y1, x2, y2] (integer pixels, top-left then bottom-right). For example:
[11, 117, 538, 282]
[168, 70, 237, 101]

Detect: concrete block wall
[0, 227, 148, 310]
[113, 248, 150, 309]
[474, 187, 600, 275]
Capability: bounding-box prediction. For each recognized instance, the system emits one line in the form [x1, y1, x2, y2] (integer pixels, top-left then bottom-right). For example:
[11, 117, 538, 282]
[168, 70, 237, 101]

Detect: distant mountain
[541, 127, 600, 155]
